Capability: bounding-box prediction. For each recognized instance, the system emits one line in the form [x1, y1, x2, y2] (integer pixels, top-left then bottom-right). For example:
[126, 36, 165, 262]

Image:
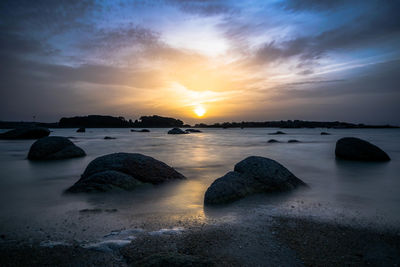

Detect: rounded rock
[28, 136, 86, 160]
[335, 137, 390, 161]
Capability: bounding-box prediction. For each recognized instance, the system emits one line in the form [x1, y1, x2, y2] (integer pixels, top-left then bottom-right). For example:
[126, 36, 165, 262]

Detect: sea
[0, 128, 399, 243]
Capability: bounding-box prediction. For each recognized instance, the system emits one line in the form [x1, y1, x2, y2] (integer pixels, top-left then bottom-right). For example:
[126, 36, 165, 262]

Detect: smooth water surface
[0, 128, 399, 241]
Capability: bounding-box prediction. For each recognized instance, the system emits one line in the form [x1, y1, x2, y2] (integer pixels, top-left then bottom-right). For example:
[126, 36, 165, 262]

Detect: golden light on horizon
[194, 106, 206, 117]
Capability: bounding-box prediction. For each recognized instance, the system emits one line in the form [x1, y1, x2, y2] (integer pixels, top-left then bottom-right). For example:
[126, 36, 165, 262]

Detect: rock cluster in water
[67, 152, 186, 193]
[204, 156, 306, 205]
[168, 128, 188, 134]
[335, 137, 390, 161]
[0, 127, 50, 139]
[28, 136, 86, 160]
[76, 127, 85, 133]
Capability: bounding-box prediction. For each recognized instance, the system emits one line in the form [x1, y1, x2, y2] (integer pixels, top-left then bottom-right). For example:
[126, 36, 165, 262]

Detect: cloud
[166, 0, 238, 16]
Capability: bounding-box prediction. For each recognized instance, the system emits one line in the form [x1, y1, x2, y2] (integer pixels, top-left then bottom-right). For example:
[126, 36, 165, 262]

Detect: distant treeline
[194, 120, 399, 129]
[58, 115, 186, 128]
[0, 115, 398, 129]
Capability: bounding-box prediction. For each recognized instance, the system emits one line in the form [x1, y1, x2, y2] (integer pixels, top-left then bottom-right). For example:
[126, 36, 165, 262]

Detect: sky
[0, 0, 399, 124]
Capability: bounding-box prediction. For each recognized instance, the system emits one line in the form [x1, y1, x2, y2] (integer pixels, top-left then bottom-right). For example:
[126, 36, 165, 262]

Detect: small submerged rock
[335, 137, 390, 161]
[131, 129, 150, 132]
[28, 136, 86, 160]
[320, 132, 330, 135]
[104, 136, 116, 140]
[269, 131, 286, 135]
[204, 156, 306, 205]
[66, 152, 186, 193]
[268, 139, 279, 143]
[0, 127, 50, 139]
[168, 128, 187, 134]
[76, 127, 86, 133]
[288, 139, 300, 143]
[185, 129, 202, 133]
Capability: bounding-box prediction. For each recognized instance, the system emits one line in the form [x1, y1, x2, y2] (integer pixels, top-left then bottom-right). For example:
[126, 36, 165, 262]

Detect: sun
[194, 106, 206, 117]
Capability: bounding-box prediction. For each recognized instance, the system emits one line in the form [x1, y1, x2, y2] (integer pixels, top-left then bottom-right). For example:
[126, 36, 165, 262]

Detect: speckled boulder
[204, 156, 306, 205]
[67, 152, 186, 193]
[335, 137, 390, 161]
[28, 136, 86, 160]
[0, 127, 50, 140]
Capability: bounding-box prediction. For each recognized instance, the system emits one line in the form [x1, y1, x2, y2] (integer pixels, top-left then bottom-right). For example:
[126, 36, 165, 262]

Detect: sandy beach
[1, 211, 399, 266]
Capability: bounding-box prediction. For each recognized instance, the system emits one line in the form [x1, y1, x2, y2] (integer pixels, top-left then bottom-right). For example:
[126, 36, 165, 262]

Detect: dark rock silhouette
[168, 128, 187, 134]
[185, 129, 202, 133]
[321, 132, 330, 135]
[288, 140, 300, 143]
[28, 136, 86, 160]
[67, 152, 186, 193]
[268, 139, 279, 143]
[204, 156, 306, 205]
[76, 127, 85, 133]
[335, 137, 390, 161]
[60, 115, 133, 128]
[131, 129, 150, 132]
[104, 136, 116, 140]
[269, 131, 286, 135]
[0, 127, 50, 139]
[67, 170, 142, 193]
[136, 115, 184, 128]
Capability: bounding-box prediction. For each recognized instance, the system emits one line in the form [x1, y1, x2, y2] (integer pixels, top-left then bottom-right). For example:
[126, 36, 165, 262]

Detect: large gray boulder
[28, 136, 86, 160]
[168, 128, 187, 134]
[204, 156, 306, 205]
[335, 137, 390, 161]
[0, 127, 50, 140]
[67, 152, 186, 193]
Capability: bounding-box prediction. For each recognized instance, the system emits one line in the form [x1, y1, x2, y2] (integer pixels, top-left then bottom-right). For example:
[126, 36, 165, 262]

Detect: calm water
[0, 128, 399, 242]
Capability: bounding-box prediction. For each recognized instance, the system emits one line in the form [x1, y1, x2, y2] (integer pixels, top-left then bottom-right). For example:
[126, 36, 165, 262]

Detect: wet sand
[1, 214, 399, 266]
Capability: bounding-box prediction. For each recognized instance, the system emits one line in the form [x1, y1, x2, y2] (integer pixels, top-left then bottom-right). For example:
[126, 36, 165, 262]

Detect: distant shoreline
[0, 114, 398, 129]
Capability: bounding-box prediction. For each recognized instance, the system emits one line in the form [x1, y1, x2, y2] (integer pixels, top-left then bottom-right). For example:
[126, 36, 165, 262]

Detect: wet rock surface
[335, 137, 390, 161]
[0, 127, 50, 140]
[204, 156, 306, 205]
[28, 136, 86, 160]
[67, 152, 186, 193]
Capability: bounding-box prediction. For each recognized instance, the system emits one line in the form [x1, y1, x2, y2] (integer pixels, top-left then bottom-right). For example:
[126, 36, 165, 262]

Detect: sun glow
[194, 106, 206, 117]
